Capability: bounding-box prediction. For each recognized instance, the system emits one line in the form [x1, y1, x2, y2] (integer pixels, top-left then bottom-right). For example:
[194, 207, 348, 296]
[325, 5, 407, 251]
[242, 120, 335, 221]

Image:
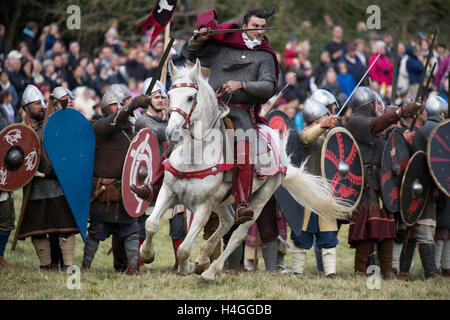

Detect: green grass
[1, 191, 449, 300]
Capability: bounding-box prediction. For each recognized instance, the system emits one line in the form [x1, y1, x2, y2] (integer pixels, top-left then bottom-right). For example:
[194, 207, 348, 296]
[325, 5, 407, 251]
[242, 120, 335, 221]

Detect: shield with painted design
[427, 119, 450, 197]
[122, 128, 160, 217]
[400, 151, 432, 227]
[381, 128, 411, 213]
[0, 123, 40, 191]
[267, 110, 291, 139]
[321, 127, 364, 211]
[266, 111, 302, 165]
[267, 110, 304, 235]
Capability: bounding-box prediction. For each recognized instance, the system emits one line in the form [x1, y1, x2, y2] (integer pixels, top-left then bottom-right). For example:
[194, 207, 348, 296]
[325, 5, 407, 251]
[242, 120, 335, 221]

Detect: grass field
[1, 190, 449, 300]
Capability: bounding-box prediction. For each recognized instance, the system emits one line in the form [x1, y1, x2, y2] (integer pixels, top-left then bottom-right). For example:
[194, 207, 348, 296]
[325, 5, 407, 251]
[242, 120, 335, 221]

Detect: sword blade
[194, 27, 278, 37]
[209, 27, 278, 34]
[337, 53, 381, 116]
[263, 73, 297, 118]
[282, 73, 297, 91]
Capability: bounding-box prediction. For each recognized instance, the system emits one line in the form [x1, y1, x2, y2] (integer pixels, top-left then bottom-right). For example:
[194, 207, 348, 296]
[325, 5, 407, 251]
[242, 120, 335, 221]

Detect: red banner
[136, 0, 177, 47]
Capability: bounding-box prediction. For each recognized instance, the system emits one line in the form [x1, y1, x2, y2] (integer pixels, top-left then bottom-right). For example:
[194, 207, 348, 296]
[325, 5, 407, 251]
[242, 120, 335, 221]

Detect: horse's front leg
[140, 184, 176, 264]
[199, 175, 281, 283]
[177, 204, 212, 275]
[195, 205, 234, 274]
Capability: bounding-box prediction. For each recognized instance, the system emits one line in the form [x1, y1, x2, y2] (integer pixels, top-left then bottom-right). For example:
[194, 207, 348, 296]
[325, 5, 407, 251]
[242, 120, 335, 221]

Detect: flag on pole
[136, 0, 177, 47]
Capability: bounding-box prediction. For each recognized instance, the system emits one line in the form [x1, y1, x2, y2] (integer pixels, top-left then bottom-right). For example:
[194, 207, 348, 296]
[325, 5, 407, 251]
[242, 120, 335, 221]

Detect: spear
[263, 73, 297, 118]
[415, 29, 437, 103]
[145, 37, 175, 97]
[391, 27, 400, 105]
[409, 62, 436, 131]
[407, 29, 437, 131]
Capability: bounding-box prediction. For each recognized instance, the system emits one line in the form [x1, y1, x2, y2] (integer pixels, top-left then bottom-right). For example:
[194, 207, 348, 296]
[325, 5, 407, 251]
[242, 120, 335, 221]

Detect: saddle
[163, 121, 285, 181]
[222, 118, 283, 180]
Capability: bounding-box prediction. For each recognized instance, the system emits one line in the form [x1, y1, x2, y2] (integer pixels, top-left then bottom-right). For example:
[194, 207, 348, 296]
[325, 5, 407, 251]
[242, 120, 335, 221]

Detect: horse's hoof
[194, 262, 210, 275]
[197, 276, 213, 285]
[141, 253, 155, 264]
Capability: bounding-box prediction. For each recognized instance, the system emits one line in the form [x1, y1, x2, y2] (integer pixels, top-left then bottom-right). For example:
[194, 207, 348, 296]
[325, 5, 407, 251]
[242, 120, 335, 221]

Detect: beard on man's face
[32, 110, 45, 121]
[26, 106, 45, 121]
[37, 109, 45, 121]
[101, 103, 119, 117]
[152, 105, 164, 112]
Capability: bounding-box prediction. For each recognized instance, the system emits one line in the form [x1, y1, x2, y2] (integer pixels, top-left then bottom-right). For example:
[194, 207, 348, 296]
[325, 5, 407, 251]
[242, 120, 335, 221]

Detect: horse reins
[169, 82, 199, 129]
[169, 82, 226, 141]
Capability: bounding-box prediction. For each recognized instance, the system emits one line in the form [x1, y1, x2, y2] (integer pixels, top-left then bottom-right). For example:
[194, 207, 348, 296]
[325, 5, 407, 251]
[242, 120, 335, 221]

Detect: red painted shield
[0, 123, 40, 191]
[122, 128, 160, 217]
[266, 110, 302, 167]
[267, 110, 289, 138]
[400, 151, 432, 226]
[427, 119, 450, 197]
[321, 127, 364, 211]
[381, 128, 411, 213]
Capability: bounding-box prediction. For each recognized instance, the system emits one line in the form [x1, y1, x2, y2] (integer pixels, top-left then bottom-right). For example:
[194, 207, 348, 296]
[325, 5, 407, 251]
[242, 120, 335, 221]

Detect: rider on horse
[130, 8, 279, 225]
[182, 8, 279, 224]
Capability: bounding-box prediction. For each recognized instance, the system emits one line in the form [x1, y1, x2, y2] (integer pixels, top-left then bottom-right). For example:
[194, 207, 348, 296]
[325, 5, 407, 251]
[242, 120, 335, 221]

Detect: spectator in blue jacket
[405, 45, 424, 96]
[45, 24, 60, 55]
[339, 41, 365, 84]
[336, 62, 356, 97]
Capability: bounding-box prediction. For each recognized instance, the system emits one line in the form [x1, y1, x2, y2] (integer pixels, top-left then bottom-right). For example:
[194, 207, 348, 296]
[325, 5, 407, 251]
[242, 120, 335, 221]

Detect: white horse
[140, 59, 351, 283]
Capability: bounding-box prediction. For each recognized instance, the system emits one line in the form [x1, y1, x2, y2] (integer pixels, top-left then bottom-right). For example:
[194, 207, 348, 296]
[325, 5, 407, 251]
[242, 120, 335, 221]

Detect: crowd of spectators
[0, 15, 448, 130]
[274, 18, 448, 129]
[0, 19, 186, 123]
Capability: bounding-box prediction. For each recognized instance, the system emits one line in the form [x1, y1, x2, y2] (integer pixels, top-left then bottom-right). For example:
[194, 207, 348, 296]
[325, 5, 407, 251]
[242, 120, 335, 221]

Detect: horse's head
[166, 59, 229, 144]
[165, 59, 202, 143]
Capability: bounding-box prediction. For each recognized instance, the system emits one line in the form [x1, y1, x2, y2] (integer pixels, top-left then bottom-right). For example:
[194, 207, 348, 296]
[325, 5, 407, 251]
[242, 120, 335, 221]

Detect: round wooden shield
[266, 110, 302, 167]
[400, 151, 431, 227]
[321, 127, 364, 211]
[267, 110, 291, 138]
[122, 128, 160, 217]
[380, 128, 411, 213]
[427, 119, 449, 197]
[0, 123, 40, 191]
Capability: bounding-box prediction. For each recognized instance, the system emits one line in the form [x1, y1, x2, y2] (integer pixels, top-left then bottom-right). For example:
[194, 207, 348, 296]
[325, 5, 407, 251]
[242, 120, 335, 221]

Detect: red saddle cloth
[162, 125, 286, 180]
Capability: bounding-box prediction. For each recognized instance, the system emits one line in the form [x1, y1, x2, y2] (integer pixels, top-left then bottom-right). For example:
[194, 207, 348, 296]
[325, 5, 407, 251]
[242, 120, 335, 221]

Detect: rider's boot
[236, 203, 254, 224]
[130, 183, 154, 202]
[130, 154, 166, 202]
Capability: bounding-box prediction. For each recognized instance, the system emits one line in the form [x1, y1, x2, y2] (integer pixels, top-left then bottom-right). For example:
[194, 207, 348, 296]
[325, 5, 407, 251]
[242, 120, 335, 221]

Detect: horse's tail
[279, 133, 351, 221]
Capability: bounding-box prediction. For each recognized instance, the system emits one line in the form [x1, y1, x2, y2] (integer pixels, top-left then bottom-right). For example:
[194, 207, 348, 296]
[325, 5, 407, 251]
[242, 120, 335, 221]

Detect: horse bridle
[169, 82, 199, 129]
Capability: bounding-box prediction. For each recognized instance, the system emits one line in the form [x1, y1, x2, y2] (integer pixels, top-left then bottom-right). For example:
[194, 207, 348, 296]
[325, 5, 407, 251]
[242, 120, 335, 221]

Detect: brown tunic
[90, 114, 136, 224]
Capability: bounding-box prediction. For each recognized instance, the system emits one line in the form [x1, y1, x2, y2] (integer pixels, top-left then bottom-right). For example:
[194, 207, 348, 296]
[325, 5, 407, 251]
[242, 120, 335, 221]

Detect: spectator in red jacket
[369, 41, 393, 89]
[284, 35, 298, 68]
